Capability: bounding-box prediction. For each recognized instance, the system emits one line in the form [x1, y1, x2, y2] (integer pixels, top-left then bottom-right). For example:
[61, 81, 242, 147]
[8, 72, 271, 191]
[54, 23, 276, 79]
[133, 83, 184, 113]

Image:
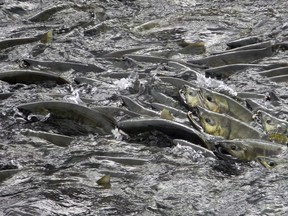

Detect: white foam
[197, 74, 237, 96]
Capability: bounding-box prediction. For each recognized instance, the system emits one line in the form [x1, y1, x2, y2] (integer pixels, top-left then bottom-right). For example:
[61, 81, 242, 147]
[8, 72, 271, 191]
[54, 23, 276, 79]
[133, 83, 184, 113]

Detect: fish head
[179, 85, 201, 108]
[258, 111, 287, 134]
[198, 88, 221, 112]
[258, 111, 278, 133]
[217, 140, 250, 161]
[256, 156, 279, 169]
[195, 106, 220, 135]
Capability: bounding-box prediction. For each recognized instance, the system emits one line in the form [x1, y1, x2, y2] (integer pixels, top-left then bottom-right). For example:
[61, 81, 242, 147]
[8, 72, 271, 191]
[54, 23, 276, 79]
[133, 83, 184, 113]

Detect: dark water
[1, 0, 288, 215]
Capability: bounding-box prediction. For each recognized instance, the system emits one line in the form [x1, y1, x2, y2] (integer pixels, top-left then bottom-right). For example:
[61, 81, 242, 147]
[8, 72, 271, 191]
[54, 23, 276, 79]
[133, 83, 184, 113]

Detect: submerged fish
[216, 139, 287, 162]
[17, 101, 115, 135]
[198, 88, 253, 123]
[256, 156, 288, 169]
[188, 106, 262, 140]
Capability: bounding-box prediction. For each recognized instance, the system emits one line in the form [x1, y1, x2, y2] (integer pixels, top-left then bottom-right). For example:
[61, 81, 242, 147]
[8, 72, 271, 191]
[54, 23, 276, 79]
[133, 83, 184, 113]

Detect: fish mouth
[179, 89, 187, 103]
[187, 111, 203, 132]
[213, 143, 240, 162]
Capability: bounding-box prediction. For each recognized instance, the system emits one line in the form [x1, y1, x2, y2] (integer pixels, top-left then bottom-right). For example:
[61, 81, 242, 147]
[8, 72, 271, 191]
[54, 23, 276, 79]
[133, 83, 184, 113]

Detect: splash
[63, 85, 86, 105]
[197, 74, 237, 96]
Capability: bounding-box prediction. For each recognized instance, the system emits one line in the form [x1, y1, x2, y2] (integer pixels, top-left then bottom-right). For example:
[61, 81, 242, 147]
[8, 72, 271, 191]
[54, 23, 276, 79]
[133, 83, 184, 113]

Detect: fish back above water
[17, 101, 116, 135]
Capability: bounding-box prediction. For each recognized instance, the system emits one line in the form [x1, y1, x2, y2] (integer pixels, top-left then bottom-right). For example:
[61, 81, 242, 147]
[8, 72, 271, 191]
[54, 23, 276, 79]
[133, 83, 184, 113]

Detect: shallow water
[1, 0, 288, 215]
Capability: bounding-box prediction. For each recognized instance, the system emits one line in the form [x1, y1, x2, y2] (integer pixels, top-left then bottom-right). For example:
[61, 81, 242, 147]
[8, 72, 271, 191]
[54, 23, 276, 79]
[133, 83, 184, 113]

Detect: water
[1, 0, 288, 215]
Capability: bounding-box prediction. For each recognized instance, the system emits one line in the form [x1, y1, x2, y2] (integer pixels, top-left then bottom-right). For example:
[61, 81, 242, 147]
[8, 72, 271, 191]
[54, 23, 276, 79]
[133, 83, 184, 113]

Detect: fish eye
[206, 95, 213, 102]
[268, 161, 276, 167]
[230, 145, 237, 151]
[266, 119, 272, 124]
[205, 118, 211, 124]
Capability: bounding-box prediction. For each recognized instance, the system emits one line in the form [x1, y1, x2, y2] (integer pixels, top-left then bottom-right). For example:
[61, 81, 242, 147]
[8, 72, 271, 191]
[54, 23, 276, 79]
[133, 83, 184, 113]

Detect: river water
[1, 0, 288, 215]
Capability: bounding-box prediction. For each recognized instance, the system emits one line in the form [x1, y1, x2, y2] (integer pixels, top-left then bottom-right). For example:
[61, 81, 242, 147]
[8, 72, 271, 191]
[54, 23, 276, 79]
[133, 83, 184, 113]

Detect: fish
[257, 110, 288, 135]
[0, 70, 69, 85]
[226, 35, 263, 49]
[216, 139, 287, 162]
[269, 74, 288, 83]
[121, 96, 159, 117]
[188, 106, 262, 140]
[17, 101, 116, 135]
[188, 46, 273, 67]
[124, 54, 205, 69]
[198, 88, 253, 123]
[256, 156, 288, 169]
[214, 41, 271, 54]
[0, 93, 13, 100]
[179, 85, 202, 109]
[0, 35, 43, 50]
[21, 130, 74, 147]
[28, 4, 70, 22]
[22, 59, 105, 73]
[117, 117, 212, 149]
[257, 66, 288, 78]
[150, 102, 187, 119]
[102, 47, 145, 58]
[149, 88, 181, 108]
[205, 64, 265, 79]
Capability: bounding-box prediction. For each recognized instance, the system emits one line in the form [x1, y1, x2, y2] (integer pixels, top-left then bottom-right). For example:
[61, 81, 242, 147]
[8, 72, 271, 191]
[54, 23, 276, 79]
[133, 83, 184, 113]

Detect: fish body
[17, 101, 115, 135]
[217, 139, 287, 162]
[198, 88, 253, 123]
[0, 70, 69, 84]
[190, 106, 262, 139]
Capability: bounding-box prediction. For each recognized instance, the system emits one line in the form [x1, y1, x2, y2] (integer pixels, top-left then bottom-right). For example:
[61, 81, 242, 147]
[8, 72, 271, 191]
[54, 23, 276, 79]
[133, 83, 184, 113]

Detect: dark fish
[150, 103, 187, 119]
[149, 88, 180, 108]
[17, 101, 116, 135]
[188, 46, 273, 67]
[237, 92, 265, 99]
[22, 59, 105, 73]
[205, 64, 265, 79]
[227, 35, 263, 49]
[84, 22, 110, 36]
[93, 106, 141, 118]
[21, 130, 74, 147]
[258, 67, 288, 77]
[117, 117, 212, 149]
[215, 41, 271, 54]
[102, 47, 145, 58]
[121, 96, 159, 117]
[0, 93, 13, 100]
[74, 77, 105, 85]
[124, 54, 205, 69]
[159, 76, 198, 89]
[0, 70, 69, 84]
[269, 74, 288, 83]
[28, 4, 70, 22]
[0, 35, 42, 50]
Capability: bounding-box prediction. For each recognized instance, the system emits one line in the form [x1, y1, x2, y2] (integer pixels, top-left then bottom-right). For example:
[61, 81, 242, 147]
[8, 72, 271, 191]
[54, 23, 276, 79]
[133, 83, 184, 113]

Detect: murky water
[1, 0, 288, 215]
